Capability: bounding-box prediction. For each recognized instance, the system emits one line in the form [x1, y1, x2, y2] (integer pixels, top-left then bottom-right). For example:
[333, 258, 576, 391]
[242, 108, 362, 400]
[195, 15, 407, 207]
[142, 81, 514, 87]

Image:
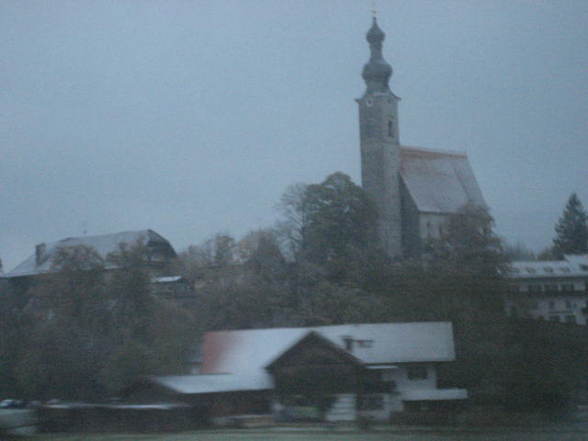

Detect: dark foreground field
[22, 424, 588, 441]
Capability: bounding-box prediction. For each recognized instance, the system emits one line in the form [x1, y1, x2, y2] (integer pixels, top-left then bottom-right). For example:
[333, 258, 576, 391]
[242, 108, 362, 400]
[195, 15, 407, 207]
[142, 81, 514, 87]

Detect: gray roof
[153, 374, 266, 395]
[4, 229, 174, 278]
[400, 146, 487, 214]
[507, 254, 588, 279]
[201, 322, 456, 370]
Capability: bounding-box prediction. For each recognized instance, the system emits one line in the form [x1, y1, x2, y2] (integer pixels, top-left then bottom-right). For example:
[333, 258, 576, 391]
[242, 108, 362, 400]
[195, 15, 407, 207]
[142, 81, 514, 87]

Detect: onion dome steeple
[362, 17, 393, 93]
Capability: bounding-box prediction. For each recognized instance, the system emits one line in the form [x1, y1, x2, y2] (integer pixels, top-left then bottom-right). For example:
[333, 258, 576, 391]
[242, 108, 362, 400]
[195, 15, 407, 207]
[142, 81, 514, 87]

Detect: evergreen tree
[552, 193, 588, 258]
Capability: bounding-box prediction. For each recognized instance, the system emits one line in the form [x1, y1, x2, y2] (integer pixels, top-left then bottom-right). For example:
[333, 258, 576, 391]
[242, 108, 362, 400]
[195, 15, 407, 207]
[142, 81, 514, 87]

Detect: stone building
[358, 18, 486, 258]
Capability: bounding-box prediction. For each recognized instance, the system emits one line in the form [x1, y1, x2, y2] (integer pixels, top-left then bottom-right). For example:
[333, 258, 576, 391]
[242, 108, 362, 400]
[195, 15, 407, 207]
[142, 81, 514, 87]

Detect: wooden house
[124, 322, 467, 423]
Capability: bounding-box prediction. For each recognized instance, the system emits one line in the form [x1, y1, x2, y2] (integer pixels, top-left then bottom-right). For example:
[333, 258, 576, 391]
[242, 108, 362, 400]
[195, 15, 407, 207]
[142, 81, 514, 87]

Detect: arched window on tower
[388, 119, 394, 138]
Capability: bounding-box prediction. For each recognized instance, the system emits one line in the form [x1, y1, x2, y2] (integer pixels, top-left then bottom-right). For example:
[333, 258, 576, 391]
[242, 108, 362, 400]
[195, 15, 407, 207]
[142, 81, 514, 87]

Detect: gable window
[388, 119, 394, 138]
[407, 366, 428, 381]
[426, 221, 433, 238]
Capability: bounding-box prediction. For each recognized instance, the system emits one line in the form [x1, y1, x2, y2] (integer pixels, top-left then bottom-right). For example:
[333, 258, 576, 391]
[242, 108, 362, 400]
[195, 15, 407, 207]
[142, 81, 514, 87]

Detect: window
[549, 315, 560, 322]
[363, 370, 395, 393]
[544, 284, 558, 292]
[388, 119, 394, 137]
[544, 267, 554, 273]
[561, 284, 574, 292]
[526, 267, 537, 274]
[358, 394, 384, 410]
[528, 284, 543, 293]
[565, 315, 577, 324]
[565, 300, 572, 309]
[549, 301, 556, 310]
[407, 366, 428, 380]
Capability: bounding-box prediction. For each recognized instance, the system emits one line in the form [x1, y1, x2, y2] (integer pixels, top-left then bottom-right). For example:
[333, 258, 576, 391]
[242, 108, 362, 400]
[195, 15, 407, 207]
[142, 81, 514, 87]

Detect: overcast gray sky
[2, 0, 587, 270]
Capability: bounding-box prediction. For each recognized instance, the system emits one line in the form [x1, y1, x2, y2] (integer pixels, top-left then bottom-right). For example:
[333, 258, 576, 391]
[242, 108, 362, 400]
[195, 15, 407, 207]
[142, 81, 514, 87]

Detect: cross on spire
[362, 16, 392, 93]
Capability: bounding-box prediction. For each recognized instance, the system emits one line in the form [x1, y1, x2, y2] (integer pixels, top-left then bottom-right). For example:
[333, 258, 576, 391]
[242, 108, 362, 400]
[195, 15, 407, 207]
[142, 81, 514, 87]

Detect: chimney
[35, 243, 47, 266]
[342, 336, 354, 352]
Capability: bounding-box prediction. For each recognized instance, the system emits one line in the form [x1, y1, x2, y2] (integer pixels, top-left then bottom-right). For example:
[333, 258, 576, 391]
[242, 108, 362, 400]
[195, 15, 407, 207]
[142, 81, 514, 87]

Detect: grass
[22, 426, 588, 441]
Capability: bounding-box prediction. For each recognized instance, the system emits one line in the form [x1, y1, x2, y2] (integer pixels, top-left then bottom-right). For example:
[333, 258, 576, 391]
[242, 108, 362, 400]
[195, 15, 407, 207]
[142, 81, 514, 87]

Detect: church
[358, 18, 486, 258]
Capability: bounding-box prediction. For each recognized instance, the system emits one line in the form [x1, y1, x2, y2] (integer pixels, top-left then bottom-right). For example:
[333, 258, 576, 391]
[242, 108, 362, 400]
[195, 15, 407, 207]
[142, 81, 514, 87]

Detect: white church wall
[419, 213, 449, 240]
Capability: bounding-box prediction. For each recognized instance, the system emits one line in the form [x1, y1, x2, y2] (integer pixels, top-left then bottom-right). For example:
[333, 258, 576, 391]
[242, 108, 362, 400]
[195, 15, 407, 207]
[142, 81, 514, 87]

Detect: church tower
[357, 18, 402, 258]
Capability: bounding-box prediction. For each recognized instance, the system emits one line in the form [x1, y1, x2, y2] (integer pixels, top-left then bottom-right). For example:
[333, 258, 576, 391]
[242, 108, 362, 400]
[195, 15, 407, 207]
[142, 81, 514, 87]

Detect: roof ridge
[400, 145, 467, 158]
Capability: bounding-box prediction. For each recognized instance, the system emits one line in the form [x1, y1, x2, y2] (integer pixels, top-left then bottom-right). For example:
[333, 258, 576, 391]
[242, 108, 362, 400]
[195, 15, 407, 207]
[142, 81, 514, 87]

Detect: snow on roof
[187, 322, 454, 393]
[153, 374, 272, 394]
[150, 322, 455, 395]
[564, 254, 588, 266]
[152, 276, 183, 283]
[400, 146, 486, 214]
[507, 255, 588, 279]
[4, 229, 173, 278]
